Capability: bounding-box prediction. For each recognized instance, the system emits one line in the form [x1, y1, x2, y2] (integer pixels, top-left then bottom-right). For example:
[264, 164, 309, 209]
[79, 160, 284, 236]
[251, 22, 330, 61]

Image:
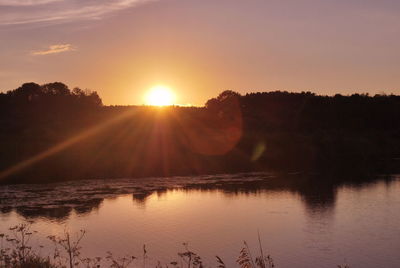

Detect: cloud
[0, 0, 62, 6]
[32, 44, 75, 55]
[0, 0, 152, 26]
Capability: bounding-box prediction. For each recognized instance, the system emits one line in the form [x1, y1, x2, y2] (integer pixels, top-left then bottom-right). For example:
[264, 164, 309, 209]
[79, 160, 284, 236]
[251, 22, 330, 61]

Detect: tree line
[1, 82, 399, 183]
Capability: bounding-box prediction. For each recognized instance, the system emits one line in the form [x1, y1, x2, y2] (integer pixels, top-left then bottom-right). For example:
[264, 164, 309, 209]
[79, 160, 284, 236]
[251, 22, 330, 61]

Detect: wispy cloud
[0, 0, 152, 26]
[0, 0, 62, 6]
[32, 44, 75, 55]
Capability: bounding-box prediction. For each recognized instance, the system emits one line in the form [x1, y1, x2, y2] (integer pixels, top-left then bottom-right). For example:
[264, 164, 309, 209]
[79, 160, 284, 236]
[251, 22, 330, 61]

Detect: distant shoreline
[1, 83, 400, 184]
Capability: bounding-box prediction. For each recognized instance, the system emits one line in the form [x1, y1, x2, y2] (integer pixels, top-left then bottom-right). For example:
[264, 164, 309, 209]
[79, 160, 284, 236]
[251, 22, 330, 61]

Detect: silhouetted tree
[1, 83, 400, 183]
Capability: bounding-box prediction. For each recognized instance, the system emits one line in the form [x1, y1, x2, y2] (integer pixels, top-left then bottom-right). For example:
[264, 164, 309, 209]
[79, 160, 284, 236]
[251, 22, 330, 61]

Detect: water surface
[1, 173, 399, 268]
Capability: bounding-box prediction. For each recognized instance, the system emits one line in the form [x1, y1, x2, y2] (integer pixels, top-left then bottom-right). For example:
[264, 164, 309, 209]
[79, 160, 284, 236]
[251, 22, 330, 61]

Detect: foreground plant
[235, 234, 274, 268]
[0, 224, 349, 268]
[48, 230, 85, 267]
[0, 223, 48, 267]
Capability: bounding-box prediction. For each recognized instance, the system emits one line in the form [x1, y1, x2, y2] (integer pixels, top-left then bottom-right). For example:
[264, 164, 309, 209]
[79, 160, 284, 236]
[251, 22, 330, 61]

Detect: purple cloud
[0, 0, 152, 26]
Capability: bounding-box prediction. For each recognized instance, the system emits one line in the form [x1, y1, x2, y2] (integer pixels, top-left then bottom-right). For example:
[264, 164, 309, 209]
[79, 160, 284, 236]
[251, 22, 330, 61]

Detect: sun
[145, 85, 175, 106]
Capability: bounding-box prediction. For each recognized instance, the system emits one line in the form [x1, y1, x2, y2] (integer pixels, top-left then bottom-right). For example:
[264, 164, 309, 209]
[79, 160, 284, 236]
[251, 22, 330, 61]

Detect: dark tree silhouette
[0, 83, 399, 184]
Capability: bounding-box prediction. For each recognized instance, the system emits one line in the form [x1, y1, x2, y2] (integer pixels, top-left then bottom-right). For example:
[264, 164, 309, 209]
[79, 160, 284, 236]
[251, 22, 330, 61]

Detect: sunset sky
[1, 0, 400, 105]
